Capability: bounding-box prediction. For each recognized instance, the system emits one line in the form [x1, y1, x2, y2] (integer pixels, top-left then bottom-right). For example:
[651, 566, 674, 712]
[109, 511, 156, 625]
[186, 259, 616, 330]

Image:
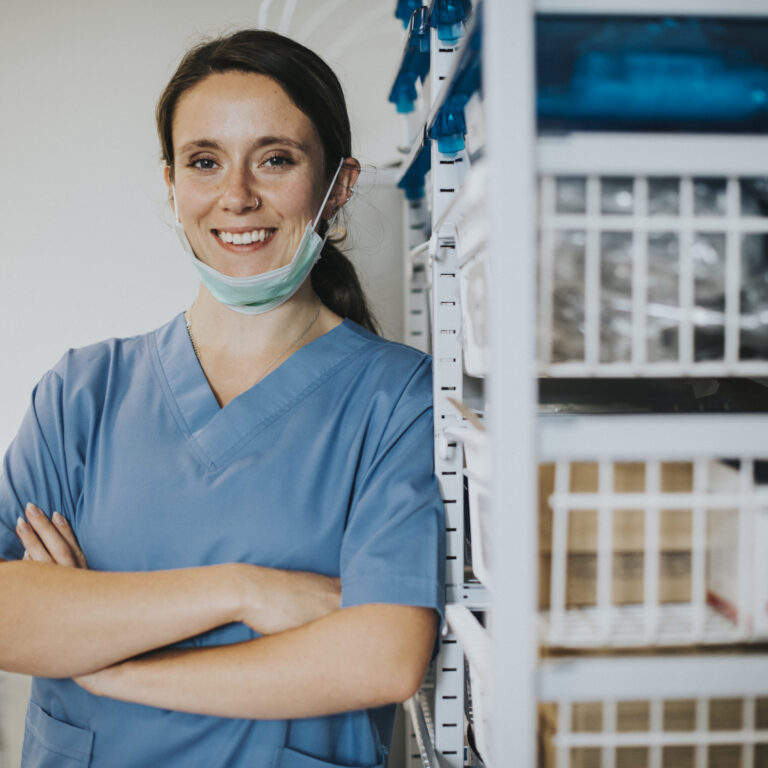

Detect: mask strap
[312, 157, 346, 230]
[171, 184, 181, 225]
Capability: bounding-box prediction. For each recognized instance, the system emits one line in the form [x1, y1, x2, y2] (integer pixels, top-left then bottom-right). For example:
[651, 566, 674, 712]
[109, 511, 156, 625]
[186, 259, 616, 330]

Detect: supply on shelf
[535, 14, 768, 134]
[539, 173, 768, 375]
[395, 0, 424, 28]
[539, 694, 768, 768]
[429, 0, 472, 45]
[389, 6, 431, 114]
[537, 414, 768, 647]
[398, 132, 432, 201]
[427, 3, 482, 155]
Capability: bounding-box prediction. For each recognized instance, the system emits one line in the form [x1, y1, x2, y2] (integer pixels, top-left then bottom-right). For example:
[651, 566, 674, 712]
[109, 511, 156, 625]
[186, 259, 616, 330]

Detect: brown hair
[157, 30, 379, 333]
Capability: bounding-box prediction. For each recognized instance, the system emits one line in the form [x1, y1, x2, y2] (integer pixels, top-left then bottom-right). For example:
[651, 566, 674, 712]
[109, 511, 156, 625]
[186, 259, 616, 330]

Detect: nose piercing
[252, 196, 260, 209]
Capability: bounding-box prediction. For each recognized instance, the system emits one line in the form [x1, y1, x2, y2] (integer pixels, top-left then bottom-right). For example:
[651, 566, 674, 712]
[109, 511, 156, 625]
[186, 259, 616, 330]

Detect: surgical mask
[173, 158, 344, 315]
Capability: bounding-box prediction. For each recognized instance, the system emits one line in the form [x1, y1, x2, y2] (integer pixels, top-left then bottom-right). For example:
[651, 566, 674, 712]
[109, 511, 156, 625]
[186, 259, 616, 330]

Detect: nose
[218, 165, 260, 213]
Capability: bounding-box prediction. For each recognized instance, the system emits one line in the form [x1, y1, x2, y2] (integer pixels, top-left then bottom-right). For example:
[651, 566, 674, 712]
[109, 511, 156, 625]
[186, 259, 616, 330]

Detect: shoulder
[338, 320, 432, 405]
[50, 327, 155, 388]
[43, 317, 175, 409]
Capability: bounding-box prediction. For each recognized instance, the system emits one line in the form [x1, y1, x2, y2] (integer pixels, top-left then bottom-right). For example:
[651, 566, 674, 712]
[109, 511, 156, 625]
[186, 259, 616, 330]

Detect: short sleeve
[339, 359, 445, 624]
[0, 370, 79, 561]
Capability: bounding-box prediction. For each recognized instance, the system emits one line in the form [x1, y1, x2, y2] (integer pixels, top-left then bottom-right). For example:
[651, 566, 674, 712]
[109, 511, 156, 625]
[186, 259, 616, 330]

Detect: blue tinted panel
[536, 15, 768, 133]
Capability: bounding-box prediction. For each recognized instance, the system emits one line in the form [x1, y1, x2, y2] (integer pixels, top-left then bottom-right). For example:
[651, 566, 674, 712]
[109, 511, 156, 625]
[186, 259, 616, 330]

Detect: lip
[211, 227, 277, 251]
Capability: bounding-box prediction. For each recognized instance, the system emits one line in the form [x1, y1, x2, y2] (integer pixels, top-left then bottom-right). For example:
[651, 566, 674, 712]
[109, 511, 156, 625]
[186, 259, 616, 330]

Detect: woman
[0, 30, 443, 768]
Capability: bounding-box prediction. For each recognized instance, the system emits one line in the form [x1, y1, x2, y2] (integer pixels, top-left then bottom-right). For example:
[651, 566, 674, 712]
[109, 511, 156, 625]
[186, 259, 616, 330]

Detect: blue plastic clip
[430, 95, 468, 154]
[395, 0, 423, 28]
[398, 138, 432, 200]
[429, 0, 472, 45]
[388, 7, 431, 114]
[428, 2, 482, 154]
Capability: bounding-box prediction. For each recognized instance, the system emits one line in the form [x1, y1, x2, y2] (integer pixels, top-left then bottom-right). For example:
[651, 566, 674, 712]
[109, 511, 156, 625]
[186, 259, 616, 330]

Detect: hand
[237, 566, 341, 635]
[15, 503, 88, 568]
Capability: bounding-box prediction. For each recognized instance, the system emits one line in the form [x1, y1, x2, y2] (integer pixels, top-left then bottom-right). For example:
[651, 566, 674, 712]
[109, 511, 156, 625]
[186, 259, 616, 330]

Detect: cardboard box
[538, 461, 694, 609]
[538, 698, 768, 768]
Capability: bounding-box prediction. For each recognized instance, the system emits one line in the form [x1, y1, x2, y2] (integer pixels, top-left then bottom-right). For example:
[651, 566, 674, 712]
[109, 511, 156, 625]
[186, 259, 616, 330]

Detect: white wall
[0, 0, 407, 451]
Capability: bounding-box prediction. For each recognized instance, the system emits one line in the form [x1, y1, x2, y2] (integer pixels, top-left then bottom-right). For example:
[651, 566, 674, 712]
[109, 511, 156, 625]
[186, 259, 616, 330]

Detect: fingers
[50, 511, 88, 568]
[16, 511, 54, 564]
[16, 504, 84, 567]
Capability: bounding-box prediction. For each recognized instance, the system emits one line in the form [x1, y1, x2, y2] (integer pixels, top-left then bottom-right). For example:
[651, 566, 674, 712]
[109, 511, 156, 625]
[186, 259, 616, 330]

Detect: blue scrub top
[0, 315, 444, 768]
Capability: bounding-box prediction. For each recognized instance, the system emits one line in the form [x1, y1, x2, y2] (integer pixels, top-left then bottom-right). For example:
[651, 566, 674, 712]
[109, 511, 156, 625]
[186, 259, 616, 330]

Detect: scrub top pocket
[275, 746, 386, 768]
[21, 701, 94, 767]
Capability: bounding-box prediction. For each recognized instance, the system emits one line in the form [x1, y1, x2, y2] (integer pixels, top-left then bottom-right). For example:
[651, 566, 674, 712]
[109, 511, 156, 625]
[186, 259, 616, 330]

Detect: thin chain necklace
[185, 302, 321, 386]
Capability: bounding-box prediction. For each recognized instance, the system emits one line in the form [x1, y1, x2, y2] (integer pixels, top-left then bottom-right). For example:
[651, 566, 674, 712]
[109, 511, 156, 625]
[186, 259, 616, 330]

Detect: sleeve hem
[341, 575, 444, 622]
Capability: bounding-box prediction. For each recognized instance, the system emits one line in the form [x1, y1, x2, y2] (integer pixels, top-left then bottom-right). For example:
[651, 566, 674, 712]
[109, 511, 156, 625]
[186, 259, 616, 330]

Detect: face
[167, 71, 335, 278]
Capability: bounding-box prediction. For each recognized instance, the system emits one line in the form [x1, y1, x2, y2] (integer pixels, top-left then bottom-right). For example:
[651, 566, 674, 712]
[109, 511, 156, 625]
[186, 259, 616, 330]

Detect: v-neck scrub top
[0, 315, 445, 768]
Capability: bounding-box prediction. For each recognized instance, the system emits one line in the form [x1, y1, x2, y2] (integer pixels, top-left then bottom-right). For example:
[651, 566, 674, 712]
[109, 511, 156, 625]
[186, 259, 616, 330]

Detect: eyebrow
[176, 136, 311, 156]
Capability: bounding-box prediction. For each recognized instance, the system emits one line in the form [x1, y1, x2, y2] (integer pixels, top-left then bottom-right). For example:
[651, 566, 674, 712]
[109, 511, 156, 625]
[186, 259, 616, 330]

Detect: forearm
[0, 561, 242, 678]
[81, 604, 438, 719]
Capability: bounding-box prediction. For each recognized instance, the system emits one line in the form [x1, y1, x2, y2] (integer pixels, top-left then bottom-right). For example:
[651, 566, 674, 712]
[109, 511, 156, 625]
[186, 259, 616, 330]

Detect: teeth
[217, 229, 271, 245]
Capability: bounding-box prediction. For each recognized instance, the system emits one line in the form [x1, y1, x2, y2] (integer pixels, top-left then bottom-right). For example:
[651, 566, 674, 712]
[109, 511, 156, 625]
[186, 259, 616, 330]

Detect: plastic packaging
[552, 230, 586, 362]
[536, 15, 768, 134]
[546, 175, 768, 365]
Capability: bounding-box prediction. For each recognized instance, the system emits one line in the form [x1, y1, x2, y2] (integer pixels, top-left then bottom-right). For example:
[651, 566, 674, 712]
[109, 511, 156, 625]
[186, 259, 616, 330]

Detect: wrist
[226, 563, 267, 627]
[220, 563, 247, 625]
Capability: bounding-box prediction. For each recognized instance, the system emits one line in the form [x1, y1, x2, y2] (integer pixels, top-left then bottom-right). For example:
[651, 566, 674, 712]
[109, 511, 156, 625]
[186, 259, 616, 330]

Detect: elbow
[392, 663, 428, 703]
[340, 604, 438, 706]
[376, 643, 433, 705]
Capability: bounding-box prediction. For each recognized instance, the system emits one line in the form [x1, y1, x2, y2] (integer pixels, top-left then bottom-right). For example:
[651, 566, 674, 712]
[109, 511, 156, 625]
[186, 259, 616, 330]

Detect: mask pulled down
[173, 158, 345, 315]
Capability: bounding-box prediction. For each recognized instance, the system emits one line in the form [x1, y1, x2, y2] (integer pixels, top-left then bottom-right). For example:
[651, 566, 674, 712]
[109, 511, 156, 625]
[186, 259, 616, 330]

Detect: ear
[164, 165, 175, 213]
[322, 157, 361, 220]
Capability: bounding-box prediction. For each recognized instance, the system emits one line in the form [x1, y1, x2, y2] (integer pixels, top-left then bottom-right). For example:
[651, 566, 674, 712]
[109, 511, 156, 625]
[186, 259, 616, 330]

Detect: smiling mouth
[213, 228, 276, 246]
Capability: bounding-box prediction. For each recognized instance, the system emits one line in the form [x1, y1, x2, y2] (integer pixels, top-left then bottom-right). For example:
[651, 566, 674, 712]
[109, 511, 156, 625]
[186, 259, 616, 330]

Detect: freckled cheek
[176, 181, 220, 223]
[271, 184, 319, 223]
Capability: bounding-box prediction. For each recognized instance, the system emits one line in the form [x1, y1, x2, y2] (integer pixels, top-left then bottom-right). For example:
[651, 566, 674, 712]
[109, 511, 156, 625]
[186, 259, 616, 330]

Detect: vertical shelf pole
[486, 0, 538, 766]
[429, 24, 465, 768]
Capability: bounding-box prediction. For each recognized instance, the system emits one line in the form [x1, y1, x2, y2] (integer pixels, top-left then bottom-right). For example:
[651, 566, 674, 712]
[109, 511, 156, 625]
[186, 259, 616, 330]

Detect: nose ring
[252, 196, 260, 210]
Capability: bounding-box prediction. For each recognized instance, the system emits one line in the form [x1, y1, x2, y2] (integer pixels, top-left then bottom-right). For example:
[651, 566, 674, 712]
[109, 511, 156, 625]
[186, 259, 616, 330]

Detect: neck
[187, 280, 341, 360]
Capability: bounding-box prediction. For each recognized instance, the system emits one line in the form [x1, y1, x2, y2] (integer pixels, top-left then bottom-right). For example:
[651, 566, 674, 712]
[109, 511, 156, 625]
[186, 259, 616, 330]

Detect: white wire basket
[539, 655, 768, 768]
[537, 135, 768, 378]
[538, 413, 768, 648]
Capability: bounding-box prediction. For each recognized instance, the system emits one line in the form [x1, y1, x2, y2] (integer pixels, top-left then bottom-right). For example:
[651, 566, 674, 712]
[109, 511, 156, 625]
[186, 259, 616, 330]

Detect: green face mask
[174, 158, 344, 315]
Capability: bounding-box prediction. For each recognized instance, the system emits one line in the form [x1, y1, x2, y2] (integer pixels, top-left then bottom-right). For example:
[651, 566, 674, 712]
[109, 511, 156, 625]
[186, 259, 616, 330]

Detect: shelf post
[486, 0, 538, 766]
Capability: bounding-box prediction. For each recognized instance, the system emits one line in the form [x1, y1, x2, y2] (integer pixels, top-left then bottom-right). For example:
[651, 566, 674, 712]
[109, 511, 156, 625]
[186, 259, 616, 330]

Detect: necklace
[185, 302, 321, 385]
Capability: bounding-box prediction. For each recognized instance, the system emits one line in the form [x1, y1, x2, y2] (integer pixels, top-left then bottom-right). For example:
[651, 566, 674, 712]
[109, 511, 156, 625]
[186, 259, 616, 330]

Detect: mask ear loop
[312, 157, 346, 231]
[171, 184, 181, 225]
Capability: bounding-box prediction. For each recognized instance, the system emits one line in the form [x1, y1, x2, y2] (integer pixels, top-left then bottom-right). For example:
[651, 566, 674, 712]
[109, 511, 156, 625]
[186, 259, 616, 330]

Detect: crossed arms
[0, 504, 438, 719]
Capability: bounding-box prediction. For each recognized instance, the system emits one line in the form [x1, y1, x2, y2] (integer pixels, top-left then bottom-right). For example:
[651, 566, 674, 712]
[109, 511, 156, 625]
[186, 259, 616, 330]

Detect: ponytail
[311, 243, 379, 334]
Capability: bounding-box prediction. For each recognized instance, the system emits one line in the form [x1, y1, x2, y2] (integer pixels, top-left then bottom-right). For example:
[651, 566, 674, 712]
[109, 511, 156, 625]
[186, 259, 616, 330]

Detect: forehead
[172, 70, 321, 150]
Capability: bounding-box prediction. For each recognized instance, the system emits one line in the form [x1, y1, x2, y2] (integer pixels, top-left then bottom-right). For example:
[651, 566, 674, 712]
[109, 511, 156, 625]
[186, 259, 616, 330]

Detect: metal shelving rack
[530, 3, 768, 768]
[392, 1, 768, 766]
[390, 2, 489, 765]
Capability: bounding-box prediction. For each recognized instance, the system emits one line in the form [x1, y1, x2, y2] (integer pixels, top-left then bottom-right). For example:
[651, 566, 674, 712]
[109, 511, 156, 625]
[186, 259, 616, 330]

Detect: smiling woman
[170, 72, 330, 279]
[0, 29, 443, 768]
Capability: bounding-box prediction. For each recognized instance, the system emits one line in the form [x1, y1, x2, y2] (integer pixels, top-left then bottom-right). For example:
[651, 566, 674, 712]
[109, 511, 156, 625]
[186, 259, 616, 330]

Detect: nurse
[0, 30, 443, 767]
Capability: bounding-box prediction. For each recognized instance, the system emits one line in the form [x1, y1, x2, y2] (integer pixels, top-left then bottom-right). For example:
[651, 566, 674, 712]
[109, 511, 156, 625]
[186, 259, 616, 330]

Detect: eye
[189, 157, 218, 170]
[263, 154, 294, 169]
